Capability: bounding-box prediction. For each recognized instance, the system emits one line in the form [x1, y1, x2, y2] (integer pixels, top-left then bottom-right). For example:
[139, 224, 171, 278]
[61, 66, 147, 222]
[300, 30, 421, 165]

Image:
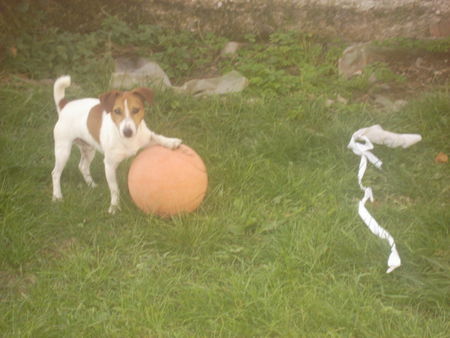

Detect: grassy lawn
[1, 23, 449, 336]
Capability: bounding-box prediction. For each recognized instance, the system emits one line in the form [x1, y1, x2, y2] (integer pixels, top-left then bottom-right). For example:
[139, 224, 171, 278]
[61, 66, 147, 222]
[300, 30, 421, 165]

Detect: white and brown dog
[51, 75, 181, 213]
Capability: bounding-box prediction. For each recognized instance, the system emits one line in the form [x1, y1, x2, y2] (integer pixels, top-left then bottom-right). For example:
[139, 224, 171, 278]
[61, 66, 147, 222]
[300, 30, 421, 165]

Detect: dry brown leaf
[9, 47, 17, 57]
[434, 152, 448, 163]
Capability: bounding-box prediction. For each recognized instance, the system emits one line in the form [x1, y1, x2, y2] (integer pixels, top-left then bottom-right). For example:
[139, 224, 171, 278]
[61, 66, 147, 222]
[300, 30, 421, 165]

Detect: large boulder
[111, 57, 172, 89]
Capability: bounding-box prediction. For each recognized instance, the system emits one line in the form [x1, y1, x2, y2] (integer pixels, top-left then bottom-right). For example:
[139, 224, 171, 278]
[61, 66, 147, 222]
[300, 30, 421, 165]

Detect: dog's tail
[53, 75, 71, 114]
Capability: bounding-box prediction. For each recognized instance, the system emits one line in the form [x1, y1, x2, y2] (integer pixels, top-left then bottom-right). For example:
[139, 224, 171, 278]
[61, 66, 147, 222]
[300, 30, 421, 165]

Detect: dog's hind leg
[52, 139, 72, 201]
[76, 141, 97, 188]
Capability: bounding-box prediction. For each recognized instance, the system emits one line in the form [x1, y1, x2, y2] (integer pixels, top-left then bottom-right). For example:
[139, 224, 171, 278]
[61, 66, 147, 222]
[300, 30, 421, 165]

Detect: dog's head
[100, 88, 153, 139]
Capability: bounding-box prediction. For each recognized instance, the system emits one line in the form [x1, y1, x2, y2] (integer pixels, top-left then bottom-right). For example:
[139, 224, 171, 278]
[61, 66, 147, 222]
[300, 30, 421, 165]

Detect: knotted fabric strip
[348, 125, 422, 273]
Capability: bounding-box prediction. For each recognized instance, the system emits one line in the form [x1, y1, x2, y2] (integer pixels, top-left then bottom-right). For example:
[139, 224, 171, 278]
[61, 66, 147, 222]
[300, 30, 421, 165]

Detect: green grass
[1, 29, 449, 336]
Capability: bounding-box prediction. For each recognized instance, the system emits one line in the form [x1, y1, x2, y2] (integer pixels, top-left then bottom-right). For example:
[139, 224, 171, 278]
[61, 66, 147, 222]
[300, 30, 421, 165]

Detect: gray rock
[338, 43, 372, 79]
[111, 57, 172, 89]
[173, 71, 249, 96]
[220, 42, 243, 57]
[373, 95, 408, 112]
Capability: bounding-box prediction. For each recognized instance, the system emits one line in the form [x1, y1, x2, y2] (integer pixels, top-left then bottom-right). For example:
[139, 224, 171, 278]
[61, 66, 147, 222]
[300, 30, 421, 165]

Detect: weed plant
[0, 17, 449, 337]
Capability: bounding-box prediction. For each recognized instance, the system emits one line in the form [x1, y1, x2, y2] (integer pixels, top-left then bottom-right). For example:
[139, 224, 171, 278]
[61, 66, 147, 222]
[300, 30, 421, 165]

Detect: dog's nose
[123, 128, 133, 138]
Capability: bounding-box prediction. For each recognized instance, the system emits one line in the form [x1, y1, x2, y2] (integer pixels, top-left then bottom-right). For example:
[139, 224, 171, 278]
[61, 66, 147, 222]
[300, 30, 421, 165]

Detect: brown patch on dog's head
[99, 90, 127, 129]
[131, 87, 153, 104]
[126, 88, 153, 127]
[99, 90, 122, 114]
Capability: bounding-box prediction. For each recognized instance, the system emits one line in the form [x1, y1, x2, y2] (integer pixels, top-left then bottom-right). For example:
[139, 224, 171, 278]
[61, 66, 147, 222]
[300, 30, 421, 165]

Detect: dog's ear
[99, 90, 122, 113]
[132, 88, 153, 104]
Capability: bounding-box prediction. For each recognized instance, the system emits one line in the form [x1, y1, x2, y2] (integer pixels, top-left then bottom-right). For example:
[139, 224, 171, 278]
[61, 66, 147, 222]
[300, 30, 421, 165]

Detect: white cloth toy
[348, 125, 422, 273]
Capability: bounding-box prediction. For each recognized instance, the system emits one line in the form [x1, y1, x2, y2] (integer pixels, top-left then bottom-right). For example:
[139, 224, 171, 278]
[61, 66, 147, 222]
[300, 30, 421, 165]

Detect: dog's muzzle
[123, 128, 133, 138]
[120, 118, 136, 138]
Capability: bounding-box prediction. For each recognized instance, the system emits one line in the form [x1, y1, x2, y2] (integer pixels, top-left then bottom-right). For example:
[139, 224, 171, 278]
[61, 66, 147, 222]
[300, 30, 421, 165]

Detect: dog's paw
[88, 181, 97, 188]
[52, 195, 63, 202]
[108, 204, 121, 214]
[167, 138, 182, 150]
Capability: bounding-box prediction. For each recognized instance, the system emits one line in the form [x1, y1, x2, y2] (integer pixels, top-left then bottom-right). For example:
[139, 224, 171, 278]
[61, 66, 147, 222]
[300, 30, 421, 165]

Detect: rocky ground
[337, 42, 449, 110]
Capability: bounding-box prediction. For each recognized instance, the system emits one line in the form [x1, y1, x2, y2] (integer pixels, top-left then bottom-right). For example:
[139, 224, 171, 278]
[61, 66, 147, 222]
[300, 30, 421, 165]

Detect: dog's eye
[131, 108, 140, 114]
[113, 108, 122, 115]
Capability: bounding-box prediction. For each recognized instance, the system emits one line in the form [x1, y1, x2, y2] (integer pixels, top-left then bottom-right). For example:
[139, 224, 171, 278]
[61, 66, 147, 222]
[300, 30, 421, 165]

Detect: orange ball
[128, 144, 208, 217]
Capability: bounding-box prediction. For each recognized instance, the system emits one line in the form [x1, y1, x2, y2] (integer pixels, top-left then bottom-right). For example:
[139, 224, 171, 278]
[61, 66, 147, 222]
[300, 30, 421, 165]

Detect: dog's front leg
[104, 157, 120, 214]
[150, 133, 182, 150]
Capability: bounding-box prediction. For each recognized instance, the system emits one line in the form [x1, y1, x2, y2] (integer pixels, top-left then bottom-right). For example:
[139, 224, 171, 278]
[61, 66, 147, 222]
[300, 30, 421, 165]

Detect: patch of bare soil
[390, 51, 450, 91]
[358, 49, 449, 109]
